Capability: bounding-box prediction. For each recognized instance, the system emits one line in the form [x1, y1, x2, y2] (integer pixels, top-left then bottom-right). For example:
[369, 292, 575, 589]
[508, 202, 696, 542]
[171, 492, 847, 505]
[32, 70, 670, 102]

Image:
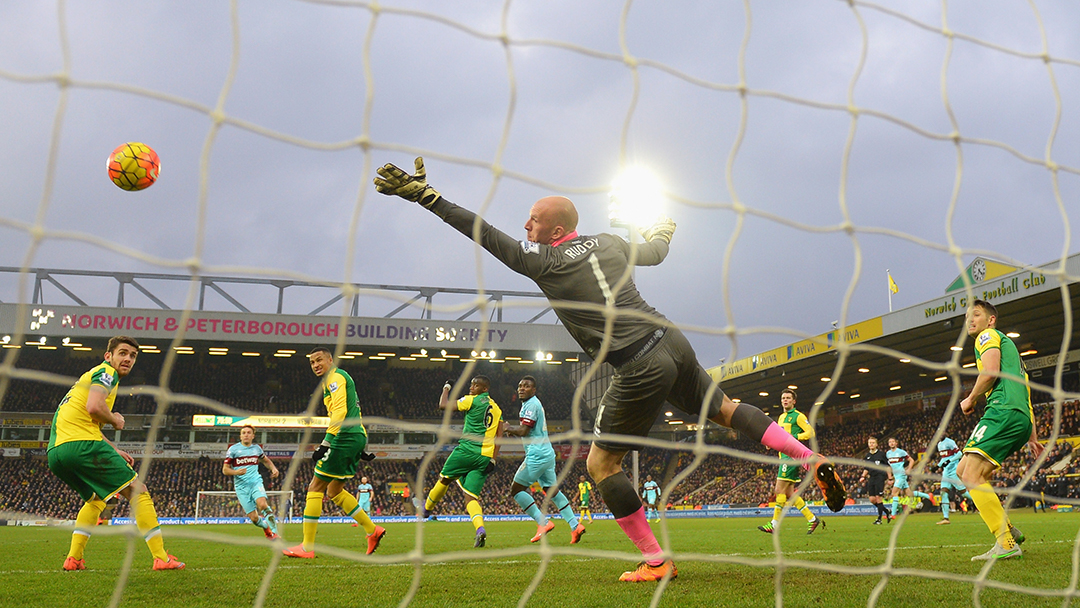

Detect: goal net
[1, 1, 1079, 607]
[194, 491, 295, 523]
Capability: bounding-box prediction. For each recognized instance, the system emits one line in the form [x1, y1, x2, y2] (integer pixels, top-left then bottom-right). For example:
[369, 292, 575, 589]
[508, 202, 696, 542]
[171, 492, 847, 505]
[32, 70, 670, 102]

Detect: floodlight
[609, 166, 664, 228]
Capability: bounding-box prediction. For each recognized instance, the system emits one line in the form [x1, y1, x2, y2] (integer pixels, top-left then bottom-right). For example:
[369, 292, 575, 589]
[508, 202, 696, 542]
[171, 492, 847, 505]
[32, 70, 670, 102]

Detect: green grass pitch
[1, 511, 1076, 607]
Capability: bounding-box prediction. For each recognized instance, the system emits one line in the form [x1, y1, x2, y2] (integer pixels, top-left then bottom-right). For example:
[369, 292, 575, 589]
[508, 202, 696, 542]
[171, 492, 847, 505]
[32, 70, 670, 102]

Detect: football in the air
[107, 142, 160, 191]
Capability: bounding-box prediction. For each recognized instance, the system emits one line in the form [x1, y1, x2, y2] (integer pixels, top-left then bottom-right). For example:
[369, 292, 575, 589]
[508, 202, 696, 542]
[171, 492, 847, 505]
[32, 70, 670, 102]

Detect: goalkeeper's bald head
[527, 196, 579, 245]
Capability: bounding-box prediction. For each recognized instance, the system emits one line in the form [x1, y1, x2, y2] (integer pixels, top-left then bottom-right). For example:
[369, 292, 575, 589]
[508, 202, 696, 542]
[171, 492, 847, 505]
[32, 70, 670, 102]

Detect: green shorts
[963, 407, 1033, 468]
[47, 440, 138, 502]
[313, 431, 367, 482]
[777, 456, 802, 483]
[439, 445, 491, 499]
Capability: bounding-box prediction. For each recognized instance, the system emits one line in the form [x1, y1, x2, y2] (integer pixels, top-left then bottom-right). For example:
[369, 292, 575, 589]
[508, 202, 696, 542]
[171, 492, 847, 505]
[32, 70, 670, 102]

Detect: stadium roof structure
[0, 267, 583, 359]
[706, 254, 1080, 418]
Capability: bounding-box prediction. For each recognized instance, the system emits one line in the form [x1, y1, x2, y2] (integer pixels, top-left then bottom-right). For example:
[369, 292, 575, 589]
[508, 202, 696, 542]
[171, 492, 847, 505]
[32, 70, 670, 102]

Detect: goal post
[194, 491, 295, 523]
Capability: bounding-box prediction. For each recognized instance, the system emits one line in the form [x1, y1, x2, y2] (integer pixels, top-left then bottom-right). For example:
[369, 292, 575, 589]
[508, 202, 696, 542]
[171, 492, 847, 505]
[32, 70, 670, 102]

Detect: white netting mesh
[1, 1, 1080, 607]
[194, 491, 294, 522]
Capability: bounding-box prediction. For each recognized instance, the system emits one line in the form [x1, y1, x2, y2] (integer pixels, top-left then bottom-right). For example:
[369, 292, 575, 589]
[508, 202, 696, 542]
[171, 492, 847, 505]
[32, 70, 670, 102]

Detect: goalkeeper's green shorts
[47, 440, 138, 502]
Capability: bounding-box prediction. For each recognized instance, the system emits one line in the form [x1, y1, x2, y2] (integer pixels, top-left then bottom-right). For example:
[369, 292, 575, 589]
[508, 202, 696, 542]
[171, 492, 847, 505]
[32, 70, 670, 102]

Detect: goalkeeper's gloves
[484, 460, 497, 475]
[311, 440, 331, 463]
[639, 216, 676, 244]
[374, 157, 441, 209]
[359, 451, 376, 462]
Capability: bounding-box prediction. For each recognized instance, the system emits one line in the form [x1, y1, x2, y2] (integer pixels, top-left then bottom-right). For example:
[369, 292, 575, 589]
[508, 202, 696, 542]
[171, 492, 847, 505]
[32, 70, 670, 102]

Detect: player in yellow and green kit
[283, 347, 385, 559]
[757, 389, 825, 535]
[421, 375, 503, 548]
[47, 336, 184, 571]
[578, 475, 594, 523]
[957, 300, 1042, 561]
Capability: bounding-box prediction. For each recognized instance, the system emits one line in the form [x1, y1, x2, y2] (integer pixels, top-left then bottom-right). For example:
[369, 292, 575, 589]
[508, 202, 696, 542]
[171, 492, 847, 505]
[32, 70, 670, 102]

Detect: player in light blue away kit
[351, 476, 375, 527]
[934, 436, 972, 524]
[357, 476, 374, 514]
[503, 375, 587, 544]
[223, 424, 281, 539]
[886, 437, 914, 517]
[642, 475, 660, 523]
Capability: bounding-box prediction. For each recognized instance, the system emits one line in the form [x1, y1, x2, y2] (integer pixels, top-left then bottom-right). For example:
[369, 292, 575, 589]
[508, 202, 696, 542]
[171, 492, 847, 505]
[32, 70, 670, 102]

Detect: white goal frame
[194, 491, 295, 522]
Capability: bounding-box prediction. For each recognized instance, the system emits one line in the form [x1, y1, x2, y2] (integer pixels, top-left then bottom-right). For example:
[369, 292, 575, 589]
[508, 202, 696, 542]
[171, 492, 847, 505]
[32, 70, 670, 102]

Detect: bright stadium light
[609, 166, 664, 229]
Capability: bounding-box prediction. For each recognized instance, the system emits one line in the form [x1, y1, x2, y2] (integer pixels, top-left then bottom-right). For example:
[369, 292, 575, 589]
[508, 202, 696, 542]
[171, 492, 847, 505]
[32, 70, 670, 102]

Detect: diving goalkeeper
[375, 158, 846, 582]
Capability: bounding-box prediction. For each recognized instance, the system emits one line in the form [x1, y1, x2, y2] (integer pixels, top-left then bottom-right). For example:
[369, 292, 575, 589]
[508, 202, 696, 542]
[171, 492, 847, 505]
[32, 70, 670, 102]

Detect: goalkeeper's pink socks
[760, 423, 814, 462]
[729, 402, 813, 462]
[615, 507, 664, 567]
[598, 474, 664, 567]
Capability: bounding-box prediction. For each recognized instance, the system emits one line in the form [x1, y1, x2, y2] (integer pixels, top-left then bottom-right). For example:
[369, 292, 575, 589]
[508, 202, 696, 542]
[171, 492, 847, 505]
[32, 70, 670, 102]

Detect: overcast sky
[1, 0, 1078, 368]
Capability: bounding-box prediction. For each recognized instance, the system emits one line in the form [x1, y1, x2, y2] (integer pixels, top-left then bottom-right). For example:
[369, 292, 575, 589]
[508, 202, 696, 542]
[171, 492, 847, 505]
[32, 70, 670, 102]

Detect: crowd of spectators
[5, 391, 1077, 521]
[662, 399, 1080, 509]
[0, 451, 611, 520]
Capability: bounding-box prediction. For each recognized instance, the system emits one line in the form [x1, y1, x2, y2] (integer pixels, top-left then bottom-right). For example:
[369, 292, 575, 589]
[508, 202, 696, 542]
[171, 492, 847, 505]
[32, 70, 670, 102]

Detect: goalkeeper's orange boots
[813, 458, 847, 512]
[62, 557, 85, 571]
[366, 526, 386, 555]
[152, 555, 185, 571]
[619, 560, 677, 583]
[530, 521, 555, 543]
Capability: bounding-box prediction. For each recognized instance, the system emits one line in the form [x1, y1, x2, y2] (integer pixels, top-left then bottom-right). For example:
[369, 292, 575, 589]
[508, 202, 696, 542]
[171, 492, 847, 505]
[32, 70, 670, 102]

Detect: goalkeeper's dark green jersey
[428, 197, 669, 363]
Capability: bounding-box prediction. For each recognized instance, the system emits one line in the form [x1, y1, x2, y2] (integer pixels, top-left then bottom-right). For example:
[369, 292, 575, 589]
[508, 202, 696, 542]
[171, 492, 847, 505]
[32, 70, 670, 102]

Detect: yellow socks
[969, 483, 1015, 549]
[426, 480, 449, 512]
[331, 490, 376, 535]
[132, 492, 168, 561]
[793, 496, 815, 522]
[466, 500, 485, 530]
[303, 492, 324, 551]
[773, 493, 787, 522]
[68, 498, 106, 560]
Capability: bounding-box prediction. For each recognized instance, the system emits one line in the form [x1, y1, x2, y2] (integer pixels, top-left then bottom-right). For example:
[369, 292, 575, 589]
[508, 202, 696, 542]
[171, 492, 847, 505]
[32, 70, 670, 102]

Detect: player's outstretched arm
[631, 216, 674, 267]
[374, 157, 544, 279]
[374, 157, 441, 208]
[638, 216, 676, 244]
